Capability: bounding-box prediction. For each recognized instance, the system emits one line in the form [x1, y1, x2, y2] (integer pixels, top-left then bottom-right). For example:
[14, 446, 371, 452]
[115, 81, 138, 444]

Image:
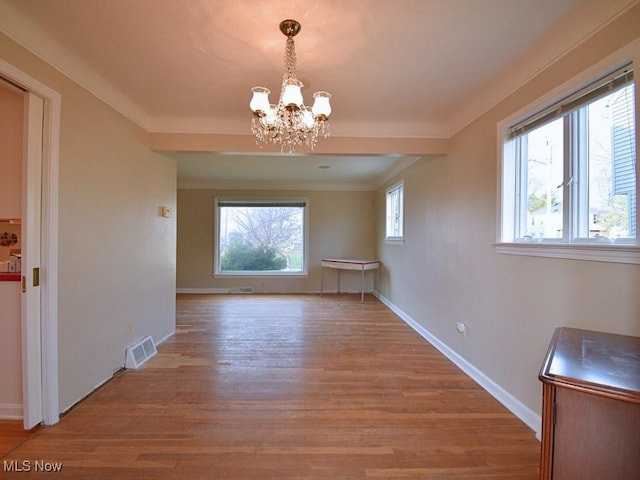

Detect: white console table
[320, 258, 381, 303]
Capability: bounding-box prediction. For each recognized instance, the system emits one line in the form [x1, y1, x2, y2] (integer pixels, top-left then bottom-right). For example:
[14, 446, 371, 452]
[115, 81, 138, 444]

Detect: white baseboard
[156, 329, 175, 346]
[176, 288, 372, 295]
[375, 292, 542, 439]
[317, 289, 372, 295]
[176, 288, 230, 294]
[0, 403, 23, 420]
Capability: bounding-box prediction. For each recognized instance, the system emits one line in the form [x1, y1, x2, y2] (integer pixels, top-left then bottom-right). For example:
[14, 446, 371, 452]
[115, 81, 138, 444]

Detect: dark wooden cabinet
[539, 327, 640, 480]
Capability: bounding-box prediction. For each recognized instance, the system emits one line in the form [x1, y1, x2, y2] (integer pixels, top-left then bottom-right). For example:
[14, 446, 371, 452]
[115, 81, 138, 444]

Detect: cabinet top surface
[540, 327, 640, 399]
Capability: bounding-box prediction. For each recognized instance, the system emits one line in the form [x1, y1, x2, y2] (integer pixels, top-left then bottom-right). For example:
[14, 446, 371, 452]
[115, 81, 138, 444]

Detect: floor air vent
[125, 335, 157, 369]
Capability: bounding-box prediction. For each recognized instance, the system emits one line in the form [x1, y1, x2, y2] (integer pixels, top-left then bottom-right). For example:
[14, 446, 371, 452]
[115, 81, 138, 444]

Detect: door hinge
[33, 267, 40, 287]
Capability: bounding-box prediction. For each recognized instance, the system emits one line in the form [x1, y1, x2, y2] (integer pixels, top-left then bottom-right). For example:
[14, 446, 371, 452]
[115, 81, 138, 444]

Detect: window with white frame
[386, 181, 404, 241]
[215, 199, 307, 275]
[499, 64, 638, 262]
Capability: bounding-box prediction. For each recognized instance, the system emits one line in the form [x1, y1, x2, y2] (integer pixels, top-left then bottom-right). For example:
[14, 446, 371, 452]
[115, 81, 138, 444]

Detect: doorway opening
[0, 59, 60, 428]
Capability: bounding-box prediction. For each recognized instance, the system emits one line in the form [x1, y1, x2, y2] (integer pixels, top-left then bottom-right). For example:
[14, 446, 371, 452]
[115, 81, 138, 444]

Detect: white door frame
[22, 91, 44, 428]
[0, 58, 60, 426]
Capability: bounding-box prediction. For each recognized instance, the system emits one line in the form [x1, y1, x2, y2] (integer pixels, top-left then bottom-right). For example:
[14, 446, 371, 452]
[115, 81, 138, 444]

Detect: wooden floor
[1, 294, 540, 479]
[0, 421, 39, 458]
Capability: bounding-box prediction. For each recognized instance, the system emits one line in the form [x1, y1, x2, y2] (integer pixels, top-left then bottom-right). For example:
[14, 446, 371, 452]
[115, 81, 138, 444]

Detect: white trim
[214, 197, 309, 277]
[40, 78, 60, 427]
[494, 242, 640, 264]
[385, 180, 404, 241]
[176, 288, 370, 295]
[315, 288, 368, 294]
[384, 238, 405, 246]
[214, 272, 308, 278]
[448, 1, 640, 138]
[22, 91, 44, 429]
[176, 288, 231, 294]
[155, 330, 176, 346]
[178, 179, 377, 192]
[0, 57, 60, 426]
[0, 2, 150, 131]
[497, 40, 640, 257]
[1, 0, 633, 140]
[0, 403, 23, 420]
[374, 291, 542, 439]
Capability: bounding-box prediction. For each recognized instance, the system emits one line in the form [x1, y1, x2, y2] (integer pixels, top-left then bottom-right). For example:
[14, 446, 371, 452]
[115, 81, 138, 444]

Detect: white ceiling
[1, 0, 631, 189]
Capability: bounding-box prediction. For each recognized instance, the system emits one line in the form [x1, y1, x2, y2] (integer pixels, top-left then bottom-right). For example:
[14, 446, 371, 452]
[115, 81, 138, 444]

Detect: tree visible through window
[502, 65, 637, 245]
[216, 200, 306, 274]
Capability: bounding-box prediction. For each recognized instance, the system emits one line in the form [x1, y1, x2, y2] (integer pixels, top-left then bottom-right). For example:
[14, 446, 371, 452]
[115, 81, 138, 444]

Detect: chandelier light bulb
[312, 91, 332, 119]
[250, 86, 271, 114]
[282, 80, 304, 109]
[249, 19, 332, 152]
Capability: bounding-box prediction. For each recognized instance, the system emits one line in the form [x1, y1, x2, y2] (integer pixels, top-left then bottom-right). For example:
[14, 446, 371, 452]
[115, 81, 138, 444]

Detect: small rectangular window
[386, 181, 404, 241]
[215, 199, 307, 275]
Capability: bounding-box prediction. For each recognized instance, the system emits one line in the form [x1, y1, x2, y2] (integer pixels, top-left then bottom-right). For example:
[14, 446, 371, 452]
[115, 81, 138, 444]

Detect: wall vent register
[125, 335, 157, 369]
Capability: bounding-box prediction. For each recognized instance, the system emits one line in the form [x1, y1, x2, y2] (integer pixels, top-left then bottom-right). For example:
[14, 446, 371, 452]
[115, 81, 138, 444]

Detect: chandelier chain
[282, 37, 297, 95]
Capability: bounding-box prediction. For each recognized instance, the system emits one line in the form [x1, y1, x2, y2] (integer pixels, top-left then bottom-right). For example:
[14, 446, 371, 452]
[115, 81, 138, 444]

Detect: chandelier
[249, 19, 332, 153]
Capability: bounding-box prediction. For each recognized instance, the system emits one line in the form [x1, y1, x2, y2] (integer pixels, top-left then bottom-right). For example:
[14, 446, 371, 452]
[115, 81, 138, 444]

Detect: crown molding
[0, 2, 150, 130]
[445, 0, 640, 137]
[1, 0, 637, 142]
[177, 179, 376, 192]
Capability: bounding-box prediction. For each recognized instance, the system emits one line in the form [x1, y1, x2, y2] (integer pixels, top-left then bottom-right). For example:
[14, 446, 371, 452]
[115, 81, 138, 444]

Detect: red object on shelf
[0, 273, 21, 282]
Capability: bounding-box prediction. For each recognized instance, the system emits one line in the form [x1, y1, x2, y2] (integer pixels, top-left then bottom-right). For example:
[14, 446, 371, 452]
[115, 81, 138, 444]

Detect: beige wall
[0, 82, 22, 217]
[177, 188, 375, 293]
[0, 32, 177, 413]
[0, 82, 23, 264]
[0, 282, 21, 413]
[0, 82, 23, 415]
[376, 6, 640, 427]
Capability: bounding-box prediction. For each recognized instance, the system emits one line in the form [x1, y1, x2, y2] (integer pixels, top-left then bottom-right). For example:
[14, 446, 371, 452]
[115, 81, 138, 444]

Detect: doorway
[0, 58, 60, 428]
[0, 78, 23, 421]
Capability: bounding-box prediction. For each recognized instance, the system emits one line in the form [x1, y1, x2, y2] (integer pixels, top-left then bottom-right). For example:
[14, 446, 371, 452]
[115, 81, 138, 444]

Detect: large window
[499, 64, 638, 263]
[215, 199, 307, 275]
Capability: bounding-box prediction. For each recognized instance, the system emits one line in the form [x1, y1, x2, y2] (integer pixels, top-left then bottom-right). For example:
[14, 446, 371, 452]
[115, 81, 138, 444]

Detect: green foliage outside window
[220, 240, 287, 271]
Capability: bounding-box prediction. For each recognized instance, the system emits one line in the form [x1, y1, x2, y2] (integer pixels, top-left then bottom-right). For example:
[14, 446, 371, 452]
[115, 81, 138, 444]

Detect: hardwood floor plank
[1, 294, 540, 478]
[0, 421, 39, 458]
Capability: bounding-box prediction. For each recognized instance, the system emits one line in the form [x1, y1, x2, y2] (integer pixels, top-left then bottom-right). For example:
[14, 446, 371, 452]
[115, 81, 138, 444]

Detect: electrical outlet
[456, 322, 467, 335]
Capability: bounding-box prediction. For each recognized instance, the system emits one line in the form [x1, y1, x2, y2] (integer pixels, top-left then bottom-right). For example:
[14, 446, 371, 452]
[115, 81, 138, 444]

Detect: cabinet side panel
[554, 388, 640, 480]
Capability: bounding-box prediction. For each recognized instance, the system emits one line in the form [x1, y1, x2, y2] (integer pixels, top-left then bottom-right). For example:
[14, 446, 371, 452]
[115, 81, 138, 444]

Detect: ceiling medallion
[249, 19, 332, 153]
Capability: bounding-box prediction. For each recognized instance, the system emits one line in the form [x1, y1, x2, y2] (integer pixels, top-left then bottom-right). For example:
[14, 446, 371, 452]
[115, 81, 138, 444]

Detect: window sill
[385, 238, 405, 246]
[494, 242, 640, 264]
[215, 271, 307, 277]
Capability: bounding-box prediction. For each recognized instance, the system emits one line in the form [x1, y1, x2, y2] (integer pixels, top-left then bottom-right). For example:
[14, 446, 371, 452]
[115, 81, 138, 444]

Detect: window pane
[219, 205, 304, 272]
[386, 184, 403, 238]
[523, 118, 565, 239]
[586, 84, 636, 240]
